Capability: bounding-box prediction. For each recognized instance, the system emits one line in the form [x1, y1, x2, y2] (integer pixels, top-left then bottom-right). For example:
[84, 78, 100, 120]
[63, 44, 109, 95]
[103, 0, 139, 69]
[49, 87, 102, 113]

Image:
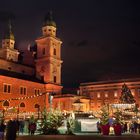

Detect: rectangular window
[4, 85, 7, 93]
[114, 92, 118, 97]
[97, 93, 100, 98]
[53, 48, 56, 55]
[20, 87, 27, 95]
[54, 76, 56, 83]
[3, 84, 11, 93]
[35, 89, 40, 95]
[131, 89, 135, 96]
[24, 88, 26, 95]
[42, 48, 45, 55]
[105, 93, 108, 98]
[8, 85, 11, 93]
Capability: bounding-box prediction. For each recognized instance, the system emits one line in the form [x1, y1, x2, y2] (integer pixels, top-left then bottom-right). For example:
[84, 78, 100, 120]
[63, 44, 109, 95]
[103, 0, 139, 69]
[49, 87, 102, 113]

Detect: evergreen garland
[120, 83, 136, 104]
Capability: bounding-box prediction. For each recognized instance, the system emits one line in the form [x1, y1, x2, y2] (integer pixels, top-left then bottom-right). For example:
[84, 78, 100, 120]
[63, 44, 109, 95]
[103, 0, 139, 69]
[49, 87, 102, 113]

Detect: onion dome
[43, 11, 56, 27]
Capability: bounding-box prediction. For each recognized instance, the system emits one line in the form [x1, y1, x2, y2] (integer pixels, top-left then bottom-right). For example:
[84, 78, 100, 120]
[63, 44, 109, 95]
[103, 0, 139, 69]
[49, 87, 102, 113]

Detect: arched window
[20, 102, 25, 107]
[35, 104, 40, 108]
[3, 101, 9, 107]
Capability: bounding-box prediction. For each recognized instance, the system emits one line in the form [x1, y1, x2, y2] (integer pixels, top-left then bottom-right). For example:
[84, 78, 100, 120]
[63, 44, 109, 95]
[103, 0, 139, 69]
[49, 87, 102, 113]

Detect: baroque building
[0, 12, 63, 119]
[0, 13, 140, 119]
[80, 78, 140, 112]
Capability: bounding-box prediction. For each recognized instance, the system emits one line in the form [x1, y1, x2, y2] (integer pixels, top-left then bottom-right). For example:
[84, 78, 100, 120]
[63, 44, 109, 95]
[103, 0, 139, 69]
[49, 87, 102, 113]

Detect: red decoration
[101, 124, 110, 135]
[113, 124, 122, 136]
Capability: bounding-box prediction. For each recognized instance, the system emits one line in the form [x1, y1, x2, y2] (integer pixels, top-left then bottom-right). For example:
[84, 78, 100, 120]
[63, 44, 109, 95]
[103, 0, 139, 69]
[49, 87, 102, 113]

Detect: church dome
[43, 11, 56, 27]
[4, 31, 15, 40]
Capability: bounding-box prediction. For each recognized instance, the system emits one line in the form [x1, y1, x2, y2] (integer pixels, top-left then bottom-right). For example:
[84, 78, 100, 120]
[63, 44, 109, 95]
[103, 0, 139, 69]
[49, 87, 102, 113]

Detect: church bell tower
[35, 12, 62, 86]
[0, 20, 19, 62]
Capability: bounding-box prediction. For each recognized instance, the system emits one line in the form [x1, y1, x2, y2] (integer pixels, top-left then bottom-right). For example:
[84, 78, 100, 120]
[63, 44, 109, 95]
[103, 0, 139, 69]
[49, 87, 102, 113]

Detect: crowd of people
[0, 119, 37, 140]
[97, 120, 140, 134]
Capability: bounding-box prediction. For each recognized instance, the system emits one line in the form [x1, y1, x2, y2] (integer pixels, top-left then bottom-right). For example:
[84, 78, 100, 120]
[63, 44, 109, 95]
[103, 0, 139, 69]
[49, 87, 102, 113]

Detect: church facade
[0, 13, 63, 119]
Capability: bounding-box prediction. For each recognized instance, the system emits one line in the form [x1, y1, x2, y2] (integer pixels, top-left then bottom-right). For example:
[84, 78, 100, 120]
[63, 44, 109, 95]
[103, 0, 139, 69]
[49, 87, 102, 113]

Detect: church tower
[35, 12, 62, 86]
[0, 20, 19, 62]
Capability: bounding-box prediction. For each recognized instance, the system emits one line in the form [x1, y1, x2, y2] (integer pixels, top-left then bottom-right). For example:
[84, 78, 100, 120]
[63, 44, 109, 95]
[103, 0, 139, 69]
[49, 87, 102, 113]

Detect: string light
[0, 92, 49, 103]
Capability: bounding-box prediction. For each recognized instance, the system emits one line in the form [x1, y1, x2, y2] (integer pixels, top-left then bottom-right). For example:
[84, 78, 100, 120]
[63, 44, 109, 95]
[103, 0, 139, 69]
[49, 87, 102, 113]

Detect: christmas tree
[120, 83, 136, 104]
[100, 105, 109, 125]
[41, 108, 64, 134]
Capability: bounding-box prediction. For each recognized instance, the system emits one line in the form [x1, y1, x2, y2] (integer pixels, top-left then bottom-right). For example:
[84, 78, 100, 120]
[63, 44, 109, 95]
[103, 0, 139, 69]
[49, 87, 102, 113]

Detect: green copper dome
[43, 11, 56, 27]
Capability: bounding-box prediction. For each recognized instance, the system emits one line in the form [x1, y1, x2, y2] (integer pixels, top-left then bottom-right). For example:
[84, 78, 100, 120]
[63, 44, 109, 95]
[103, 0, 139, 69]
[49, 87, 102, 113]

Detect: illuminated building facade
[0, 13, 140, 119]
[0, 13, 63, 119]
[80, 79, 140, 112]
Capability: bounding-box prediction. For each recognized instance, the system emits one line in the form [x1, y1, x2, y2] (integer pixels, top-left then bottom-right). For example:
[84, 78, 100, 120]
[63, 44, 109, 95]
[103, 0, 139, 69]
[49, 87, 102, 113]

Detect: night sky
[0, 0, 140, 88]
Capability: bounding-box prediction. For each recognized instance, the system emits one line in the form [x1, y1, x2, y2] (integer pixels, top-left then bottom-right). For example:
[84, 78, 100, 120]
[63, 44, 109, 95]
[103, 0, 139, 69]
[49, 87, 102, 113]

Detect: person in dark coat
[123, 122, 128, 133]
[0, 120, 6, 140]
[30, 122, 36, 135]
[19, 121, 24, 134]
[6, 120, 17, 140]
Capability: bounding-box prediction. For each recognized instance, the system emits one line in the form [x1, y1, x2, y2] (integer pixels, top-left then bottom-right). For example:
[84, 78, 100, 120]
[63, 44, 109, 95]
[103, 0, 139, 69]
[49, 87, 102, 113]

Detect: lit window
[97, 93, 100, 98]
[20, 87, 27, 95]
[3, 84, 11, 93]
[114, 92, 118, 97]
[131, 89, 135, 96]
[97, 102, 101, 108]
[105, 93, 108, 98]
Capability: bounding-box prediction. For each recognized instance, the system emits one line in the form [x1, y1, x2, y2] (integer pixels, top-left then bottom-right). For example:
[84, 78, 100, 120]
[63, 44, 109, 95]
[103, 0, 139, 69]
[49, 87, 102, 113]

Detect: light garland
[0, 92, 49, 103]
[111, 103, 135, 109]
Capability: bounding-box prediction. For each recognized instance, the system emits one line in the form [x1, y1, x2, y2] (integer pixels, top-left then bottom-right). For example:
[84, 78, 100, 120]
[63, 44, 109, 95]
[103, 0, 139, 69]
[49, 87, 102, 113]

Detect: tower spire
[9, 19, 12, 34]
[4, 19, 15, 40]
[0, 18, 19, 62]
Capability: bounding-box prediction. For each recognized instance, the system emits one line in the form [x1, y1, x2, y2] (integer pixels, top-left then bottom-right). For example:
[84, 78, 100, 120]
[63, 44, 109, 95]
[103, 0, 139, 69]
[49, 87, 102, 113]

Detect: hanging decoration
[0, 91, 49, 103]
